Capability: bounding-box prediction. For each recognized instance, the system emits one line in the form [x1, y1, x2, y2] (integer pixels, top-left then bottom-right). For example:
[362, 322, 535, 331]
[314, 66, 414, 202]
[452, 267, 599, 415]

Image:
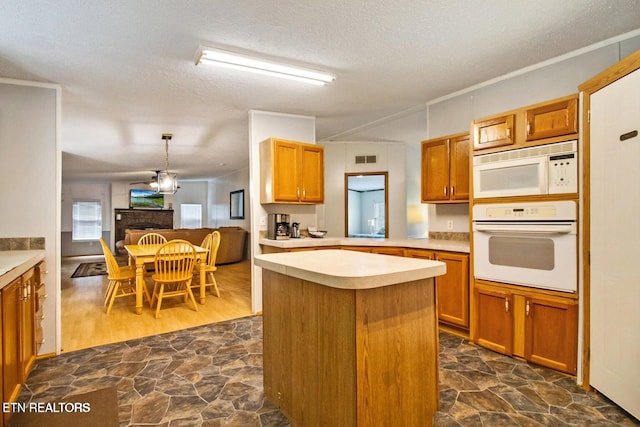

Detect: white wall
[173, 181, 208, 227]
[61, 182, 111, 255]
[210, 166, 250, 230]
[248, 110, 316, 313]
[0, 79, 60, 356]
[320, 141, 407, 239]
[320, 109, 427, 238]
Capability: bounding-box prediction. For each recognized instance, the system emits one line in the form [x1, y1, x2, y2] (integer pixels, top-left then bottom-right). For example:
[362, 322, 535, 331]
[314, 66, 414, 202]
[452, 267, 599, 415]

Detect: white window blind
[72, 200, 102, 241]
[180, 204, 202, 229]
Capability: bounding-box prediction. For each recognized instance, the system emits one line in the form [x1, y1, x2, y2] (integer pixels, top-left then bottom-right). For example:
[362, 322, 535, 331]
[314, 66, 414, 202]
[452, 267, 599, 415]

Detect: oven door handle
[473, 223, 574, 235]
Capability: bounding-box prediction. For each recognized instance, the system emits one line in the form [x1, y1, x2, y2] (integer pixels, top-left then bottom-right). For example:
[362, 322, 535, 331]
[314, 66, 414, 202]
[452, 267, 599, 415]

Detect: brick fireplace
[114, 209, 174, 249]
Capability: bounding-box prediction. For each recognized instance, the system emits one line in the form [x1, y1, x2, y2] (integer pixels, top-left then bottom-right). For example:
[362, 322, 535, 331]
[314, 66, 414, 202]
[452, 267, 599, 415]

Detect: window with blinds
[72, 200, 102, 241]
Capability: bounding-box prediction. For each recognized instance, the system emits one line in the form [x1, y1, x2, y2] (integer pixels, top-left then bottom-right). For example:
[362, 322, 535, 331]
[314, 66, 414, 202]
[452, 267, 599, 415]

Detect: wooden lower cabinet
[405, 249, 469, 329]
[20, 269, 36, 381]
[2, 266, 40, 426]
[371, 246, 405, 257]
[473, 281, 578, 374]
[2, 278, 21, 409]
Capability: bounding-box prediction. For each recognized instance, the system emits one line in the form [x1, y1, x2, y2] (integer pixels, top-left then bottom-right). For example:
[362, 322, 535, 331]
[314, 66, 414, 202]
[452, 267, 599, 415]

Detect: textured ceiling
[1, 0, 639, 183]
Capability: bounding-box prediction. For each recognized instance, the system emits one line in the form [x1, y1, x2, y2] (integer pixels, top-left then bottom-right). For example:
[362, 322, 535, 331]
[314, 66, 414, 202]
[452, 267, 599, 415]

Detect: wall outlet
[260, 216, 266, 226]
[447, 220, 454, 230]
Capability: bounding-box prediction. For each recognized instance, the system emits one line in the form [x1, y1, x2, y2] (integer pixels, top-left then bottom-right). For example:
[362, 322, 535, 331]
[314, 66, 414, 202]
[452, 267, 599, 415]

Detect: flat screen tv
[129, 189, 164, 209]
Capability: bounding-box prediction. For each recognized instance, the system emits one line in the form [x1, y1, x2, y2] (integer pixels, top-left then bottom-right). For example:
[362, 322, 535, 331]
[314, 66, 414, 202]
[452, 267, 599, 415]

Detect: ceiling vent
[355, 155, 377, 164]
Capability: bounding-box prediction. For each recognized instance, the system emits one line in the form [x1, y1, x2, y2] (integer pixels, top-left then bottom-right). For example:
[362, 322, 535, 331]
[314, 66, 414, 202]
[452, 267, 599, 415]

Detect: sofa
[117, 227, 247, 264]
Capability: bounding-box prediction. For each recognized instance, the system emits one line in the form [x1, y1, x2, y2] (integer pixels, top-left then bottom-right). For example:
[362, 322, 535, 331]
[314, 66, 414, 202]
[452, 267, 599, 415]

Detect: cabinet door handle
[302, 188, 306, 200]
[296, 188, 300, 199]
[526, 122, 531, 135]
[444, 186, 448, 197]
[505, 298, 509, 313]
[451, 186, 455, 197]
[620, 130, 638, 141]
[506, 127, 511, 138]
[525, 300, 530, 317]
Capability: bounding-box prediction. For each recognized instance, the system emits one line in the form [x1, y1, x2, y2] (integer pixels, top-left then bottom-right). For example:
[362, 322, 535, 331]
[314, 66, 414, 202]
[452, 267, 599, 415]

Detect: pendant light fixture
[156, 133, 178, 194]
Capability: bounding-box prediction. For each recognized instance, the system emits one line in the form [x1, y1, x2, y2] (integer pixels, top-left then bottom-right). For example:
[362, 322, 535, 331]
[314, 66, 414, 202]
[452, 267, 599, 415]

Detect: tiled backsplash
[428, 231, 469, 242]
[0, 237, 46, 251]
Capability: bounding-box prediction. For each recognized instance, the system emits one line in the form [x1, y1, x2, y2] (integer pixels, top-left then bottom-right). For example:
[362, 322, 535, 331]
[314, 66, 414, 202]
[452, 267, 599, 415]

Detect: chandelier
[156, 133, 178, 194]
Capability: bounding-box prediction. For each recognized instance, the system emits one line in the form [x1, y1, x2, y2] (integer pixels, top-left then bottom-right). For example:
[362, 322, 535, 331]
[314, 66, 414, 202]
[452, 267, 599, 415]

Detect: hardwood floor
[61, 255, 253, 352]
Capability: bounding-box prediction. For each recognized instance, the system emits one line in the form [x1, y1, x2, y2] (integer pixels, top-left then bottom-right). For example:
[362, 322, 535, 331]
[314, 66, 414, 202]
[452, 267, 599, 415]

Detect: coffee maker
[267, 213, 290, 240]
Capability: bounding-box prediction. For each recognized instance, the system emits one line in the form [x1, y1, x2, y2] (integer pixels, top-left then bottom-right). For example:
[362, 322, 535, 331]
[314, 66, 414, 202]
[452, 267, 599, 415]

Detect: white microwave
[473, 140, 577, 199]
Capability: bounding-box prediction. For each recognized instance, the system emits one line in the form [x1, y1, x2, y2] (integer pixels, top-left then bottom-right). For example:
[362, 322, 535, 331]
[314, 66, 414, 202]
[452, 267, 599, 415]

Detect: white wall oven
[472, 201, 577, 293]
[473, 140, 577, 199]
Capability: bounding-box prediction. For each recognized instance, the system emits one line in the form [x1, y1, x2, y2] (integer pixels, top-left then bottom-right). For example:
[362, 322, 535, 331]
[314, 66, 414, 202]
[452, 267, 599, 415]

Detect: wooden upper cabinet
[473, 114, 515, 151]
[421, 137, 450, 202]
[421, 132, 470, 203]
[261, 138, 324, 204]
[473, 94, 579, 153]
[525, 97, 578, 141]
[272, 140, 301, 203]
[299, 144, 324, 203]
[449, 134, 470, 201]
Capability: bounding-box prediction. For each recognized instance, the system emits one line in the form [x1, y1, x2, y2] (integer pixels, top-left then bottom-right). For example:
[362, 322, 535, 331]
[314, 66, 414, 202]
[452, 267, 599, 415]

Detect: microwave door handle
[473, 224, 574, 235]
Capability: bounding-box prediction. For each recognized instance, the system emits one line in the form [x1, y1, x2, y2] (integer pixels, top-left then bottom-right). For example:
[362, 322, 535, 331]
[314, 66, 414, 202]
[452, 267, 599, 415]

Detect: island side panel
[355, 277, 439, 427]
[262, 270, 305, 424]
[262, 269, 357, 426]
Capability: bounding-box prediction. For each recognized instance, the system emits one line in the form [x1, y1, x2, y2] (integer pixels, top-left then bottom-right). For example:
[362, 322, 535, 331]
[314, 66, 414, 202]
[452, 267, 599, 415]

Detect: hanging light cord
[162, 133, 172, 172]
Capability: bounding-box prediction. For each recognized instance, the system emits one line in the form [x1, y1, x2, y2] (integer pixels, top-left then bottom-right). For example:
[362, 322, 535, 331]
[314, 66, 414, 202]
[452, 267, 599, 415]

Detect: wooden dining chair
[192, 231, 221, 299]
[138, 232, 168, 275]
[100, 238, 149, 315]
[150, 239, 198, 318]
[137, 232, 167, 246]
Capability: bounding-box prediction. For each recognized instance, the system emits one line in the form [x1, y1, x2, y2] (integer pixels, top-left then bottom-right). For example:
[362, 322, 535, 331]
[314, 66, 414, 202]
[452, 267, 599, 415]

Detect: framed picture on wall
[230, 189, 244, 219]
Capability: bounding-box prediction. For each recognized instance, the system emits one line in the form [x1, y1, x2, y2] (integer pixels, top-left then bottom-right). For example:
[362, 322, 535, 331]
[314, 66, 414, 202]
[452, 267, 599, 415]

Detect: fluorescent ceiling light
[195, 46, 335, 86]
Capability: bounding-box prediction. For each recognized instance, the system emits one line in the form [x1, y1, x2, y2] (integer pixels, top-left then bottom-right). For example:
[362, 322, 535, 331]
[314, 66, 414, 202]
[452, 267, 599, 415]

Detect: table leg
[199, 262, 206, 305]
[135, 261, 145, 314]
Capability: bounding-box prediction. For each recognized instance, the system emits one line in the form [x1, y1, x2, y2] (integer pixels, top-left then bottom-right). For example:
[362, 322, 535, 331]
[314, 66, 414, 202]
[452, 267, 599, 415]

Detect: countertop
[259, 236, 470, 253]
[254, 249, 446, 290]
[0, 250, 46, 289]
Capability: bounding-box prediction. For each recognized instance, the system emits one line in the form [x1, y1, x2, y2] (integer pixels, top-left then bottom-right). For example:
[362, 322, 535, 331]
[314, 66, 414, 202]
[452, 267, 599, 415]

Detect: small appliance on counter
[267, 213, 290, 240]
[291, 222, 301, 238]
[307, 226, 327, 238]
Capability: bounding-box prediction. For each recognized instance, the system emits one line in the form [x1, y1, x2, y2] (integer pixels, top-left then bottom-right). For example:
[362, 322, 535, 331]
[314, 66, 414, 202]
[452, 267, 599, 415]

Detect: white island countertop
[255, 249, 446, 290]
[0, 250, 46, 289]
[259, 236, 470, 253]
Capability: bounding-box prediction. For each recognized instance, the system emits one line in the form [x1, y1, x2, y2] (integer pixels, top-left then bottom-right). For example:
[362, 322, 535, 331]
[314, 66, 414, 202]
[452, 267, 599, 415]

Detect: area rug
[8, 386, 119, 427]
[70, 262, 108, 278]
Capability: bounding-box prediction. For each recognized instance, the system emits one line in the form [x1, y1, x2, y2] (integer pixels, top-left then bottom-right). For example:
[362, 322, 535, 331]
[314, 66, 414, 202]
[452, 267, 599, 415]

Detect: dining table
[125, 243, 209, 314]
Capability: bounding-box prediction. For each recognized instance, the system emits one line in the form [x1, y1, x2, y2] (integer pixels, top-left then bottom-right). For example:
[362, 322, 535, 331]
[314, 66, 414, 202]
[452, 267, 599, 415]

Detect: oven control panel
[548, 152, 578, 194]
[474, 200, 576, 221]
[484, 206, 557, 219]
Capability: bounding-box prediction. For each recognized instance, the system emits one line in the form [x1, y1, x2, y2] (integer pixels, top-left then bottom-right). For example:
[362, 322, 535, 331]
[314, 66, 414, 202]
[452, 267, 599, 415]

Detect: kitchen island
[254, 249, 446, 427]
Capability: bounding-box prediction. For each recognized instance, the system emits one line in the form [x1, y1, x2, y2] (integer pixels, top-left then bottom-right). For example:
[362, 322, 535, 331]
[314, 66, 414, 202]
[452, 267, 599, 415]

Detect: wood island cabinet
[473, 281, 578, 374]
[421, 132, 470, 203]
[260, 138, 324, 204]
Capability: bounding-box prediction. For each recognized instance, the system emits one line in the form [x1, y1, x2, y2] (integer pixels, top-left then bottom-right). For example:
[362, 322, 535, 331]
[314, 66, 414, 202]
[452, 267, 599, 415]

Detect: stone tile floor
[16, 316, 640, 426]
